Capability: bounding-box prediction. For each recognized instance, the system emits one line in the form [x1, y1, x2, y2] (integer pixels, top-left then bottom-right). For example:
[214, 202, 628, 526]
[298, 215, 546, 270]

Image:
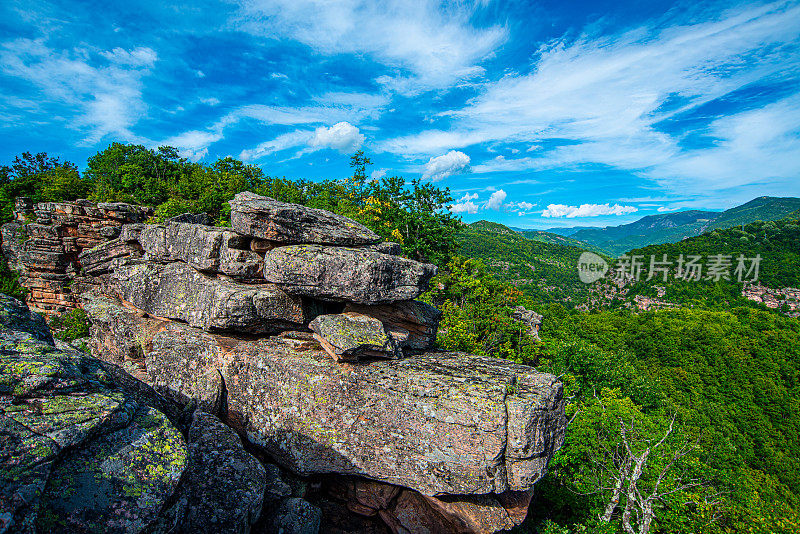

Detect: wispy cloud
[0, 38, 156, 143]
[234, 0, 507, 93]
[383, 1, 800, 197]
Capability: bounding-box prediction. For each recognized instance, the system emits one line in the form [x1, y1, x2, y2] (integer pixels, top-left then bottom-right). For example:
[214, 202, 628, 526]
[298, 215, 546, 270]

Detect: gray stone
[0, 321, 187, 534]
[111, 261, 309, 333]
[343, 300, 441, 352]
[262, 498, 322, 534]
[182, 411, 267, 534]
[262, 245, 436, 304]
[0, 294, 54, 345]
[229, 192, 379, 245]
[309, 312, 401, 361]
[78, 238, 140, 276]
[166, 212, 211, 225]
[135, 223, 262, 279]
[86, 297, 567, 497]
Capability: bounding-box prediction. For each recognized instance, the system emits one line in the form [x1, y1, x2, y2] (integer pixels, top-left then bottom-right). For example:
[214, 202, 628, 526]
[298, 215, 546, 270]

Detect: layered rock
[263, 244, 437, 304]
[85, 294, 566, 497]
[0, 198, 152, 314]
[343, 300, 441, 351]
[111, 261, 309, 333]
[229, 191, 380, 245]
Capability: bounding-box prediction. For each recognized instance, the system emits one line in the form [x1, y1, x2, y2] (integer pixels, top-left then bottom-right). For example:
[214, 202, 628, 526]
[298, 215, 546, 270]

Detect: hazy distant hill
[516, 196, 800, 256]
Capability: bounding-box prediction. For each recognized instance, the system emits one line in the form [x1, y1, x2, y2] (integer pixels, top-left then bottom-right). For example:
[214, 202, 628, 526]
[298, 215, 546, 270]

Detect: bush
[49, 308, 91, 342]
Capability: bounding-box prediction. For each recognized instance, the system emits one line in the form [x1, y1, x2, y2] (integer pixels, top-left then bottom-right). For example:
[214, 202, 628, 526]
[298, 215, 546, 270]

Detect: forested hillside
[1, 145, 799, 534]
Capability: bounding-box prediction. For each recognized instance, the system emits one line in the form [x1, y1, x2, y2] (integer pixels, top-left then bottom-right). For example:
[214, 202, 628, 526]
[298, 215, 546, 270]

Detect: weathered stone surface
[343, 300, 441, 352]
[182, 411, 267, 534]
[0, 199, 151, 315]
[263, 245, 437, 304]
[318, 476, 531, 533]
[36, 405, 186, 534]
[136, 222, 262, 278]
[0, 312, 187, 534]
[262, 497, 322, 534]
[309, 312, 400, 361]
[111, 261, 309, 333]
[0, 294, 54, 345]
[78, 238, 141, 276]
[364, 242, 402, 255]
[86, 296, 567, 497]
[229, 191, 380, 245]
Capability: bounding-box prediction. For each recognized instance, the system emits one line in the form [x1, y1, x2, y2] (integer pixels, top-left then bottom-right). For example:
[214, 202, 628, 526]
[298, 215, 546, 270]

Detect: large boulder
[86, 296, 567, 497]
[0, 294, 54, 345]
[0, 316, 187, 534]
[181, 411, 267, 534]
[262, 245, 437, 304]
[309, 312, 401, 361]
[135, 223, 262, 279]
[229, 192, 380, 246]
[111, 261, 309, 333]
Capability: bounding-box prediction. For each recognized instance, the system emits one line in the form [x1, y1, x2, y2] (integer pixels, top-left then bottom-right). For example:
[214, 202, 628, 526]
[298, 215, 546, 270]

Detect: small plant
[49, 308, 91, 342]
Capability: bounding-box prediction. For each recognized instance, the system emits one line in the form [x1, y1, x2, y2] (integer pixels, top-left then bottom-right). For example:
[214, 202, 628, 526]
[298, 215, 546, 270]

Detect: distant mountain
[570, 210, 718, 256]
[546, 196, 800, 256]
[702, 196, 800, 232]
[511, 226, 600, 237]
[517, 229, 609, 254]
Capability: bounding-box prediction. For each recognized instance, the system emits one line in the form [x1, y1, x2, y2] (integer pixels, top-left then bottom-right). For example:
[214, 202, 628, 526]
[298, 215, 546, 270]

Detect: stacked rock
[108, 191, 441, 360]
[0, 197, 152, 314]
[1, 192, 566, 533]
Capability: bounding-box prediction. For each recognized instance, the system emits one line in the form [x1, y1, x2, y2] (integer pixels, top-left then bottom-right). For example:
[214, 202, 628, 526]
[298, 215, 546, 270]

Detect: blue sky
[1, 0, 799, 229]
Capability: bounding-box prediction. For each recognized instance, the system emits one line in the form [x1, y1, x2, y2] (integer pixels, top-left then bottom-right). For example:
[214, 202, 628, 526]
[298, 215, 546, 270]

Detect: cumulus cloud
[459, 193, 479, 202]
[449, 201, 479, 214]
[542, 203, 638, 218]
[309, 121, 365, 153]
[484, 189, 507, 210]
[422, 150, 470, 181]
[371, 168, 387, 180]
[162, 130, 224, 161]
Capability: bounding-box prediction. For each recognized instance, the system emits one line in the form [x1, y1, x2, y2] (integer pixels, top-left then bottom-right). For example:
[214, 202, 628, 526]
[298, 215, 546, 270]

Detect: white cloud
[657, 206, 681, 212]
[422, 150, 470, 181]
[235, 0, 507, 93]
[239, 130, 314, 161]
[200, 97, 220, 106]
[0, 39, 156, 143]
[371, 168, 387, 180]
[542, 203, 638, 218]
[379, 1, 800, 196]
[162, 130, 223, 161]
[101, 47, 158, 67]
[459, 192, 478, 202]
[310, 121, 365, 153]
[449, 201, 479, 214]
[516, 201, 534, 210]
[484, 189, 507, 210]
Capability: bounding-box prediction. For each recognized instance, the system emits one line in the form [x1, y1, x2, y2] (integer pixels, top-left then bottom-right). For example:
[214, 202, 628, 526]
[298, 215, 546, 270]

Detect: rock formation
[0, 197, 151, 314]
[1, 192, 564, 533]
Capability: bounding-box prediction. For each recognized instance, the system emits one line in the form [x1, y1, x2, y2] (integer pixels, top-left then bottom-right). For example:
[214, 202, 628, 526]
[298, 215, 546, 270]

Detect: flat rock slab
[111, 261, 309, 333]
[229, 191, 380, 245]
[263, 245, 437, 304]
[309, 312, 400, 361]
[134, 222, 262, 279]
[86, 296, 566, 497]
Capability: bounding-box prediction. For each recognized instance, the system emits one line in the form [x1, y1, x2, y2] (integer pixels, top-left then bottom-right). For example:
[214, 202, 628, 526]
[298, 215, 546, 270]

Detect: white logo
[577, 252, 608, 283]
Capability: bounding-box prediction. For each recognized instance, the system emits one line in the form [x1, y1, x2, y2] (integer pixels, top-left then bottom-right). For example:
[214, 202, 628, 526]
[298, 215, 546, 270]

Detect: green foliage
[48, 309, 91, 342]
[0, 257, 26, 300]
[0, 152, 91, 221]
